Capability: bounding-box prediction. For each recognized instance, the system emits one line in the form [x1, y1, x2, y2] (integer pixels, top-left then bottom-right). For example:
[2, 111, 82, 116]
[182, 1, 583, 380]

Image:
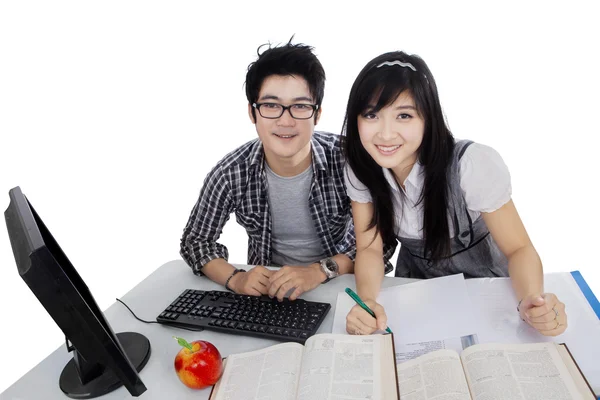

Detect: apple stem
[173, 336, 193, 351]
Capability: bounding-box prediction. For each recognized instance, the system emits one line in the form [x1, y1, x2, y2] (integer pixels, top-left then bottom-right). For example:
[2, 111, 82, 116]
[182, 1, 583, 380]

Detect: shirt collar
[309, 134, 329, 176]
[248, 139, 265, 173]
[382, 161, 425, 192]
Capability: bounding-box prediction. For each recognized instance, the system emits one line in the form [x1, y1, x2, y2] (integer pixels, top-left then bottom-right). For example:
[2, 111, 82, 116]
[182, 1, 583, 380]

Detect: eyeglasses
[252, 102, 319, 120]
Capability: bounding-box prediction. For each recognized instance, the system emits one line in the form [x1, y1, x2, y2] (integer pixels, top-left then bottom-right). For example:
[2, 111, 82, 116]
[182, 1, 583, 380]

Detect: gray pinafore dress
[395, 140, 509, 279]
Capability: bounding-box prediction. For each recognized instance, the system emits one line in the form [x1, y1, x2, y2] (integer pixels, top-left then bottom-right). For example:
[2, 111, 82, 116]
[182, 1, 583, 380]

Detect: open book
[398, 342, 596, 400]
[209, 333, 399, 400]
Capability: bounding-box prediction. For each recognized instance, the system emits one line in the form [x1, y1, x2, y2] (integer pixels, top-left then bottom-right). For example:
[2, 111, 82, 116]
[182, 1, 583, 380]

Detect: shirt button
[460, 231, 469, 238]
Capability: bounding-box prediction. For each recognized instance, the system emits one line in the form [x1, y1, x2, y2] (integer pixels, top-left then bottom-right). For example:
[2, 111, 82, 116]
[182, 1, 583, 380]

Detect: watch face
[325, 259, 337, 272]
[320, 259, 334, 279]
[323, 259, 339, 277]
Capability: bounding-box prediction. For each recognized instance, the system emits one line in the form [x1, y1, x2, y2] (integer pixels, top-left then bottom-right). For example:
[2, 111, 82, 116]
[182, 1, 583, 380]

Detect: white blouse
[344, 142, 512, 239]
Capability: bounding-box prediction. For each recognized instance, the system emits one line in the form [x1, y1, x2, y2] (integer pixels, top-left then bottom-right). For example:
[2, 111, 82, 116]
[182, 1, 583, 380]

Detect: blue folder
[571, 271, 600, 320]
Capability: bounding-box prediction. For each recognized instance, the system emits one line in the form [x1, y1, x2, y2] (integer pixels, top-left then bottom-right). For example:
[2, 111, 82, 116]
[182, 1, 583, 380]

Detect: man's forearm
[180, 237, 230, 276]
[200, 258, 238, 287]
[332, 254, 353, 275]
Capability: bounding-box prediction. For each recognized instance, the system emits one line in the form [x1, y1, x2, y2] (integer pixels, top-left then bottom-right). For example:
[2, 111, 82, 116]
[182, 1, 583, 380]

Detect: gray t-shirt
[265, 163, 326, 266]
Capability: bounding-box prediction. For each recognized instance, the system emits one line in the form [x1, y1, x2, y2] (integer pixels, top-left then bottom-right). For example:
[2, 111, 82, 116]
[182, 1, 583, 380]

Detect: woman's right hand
[346, 300, 388, 335]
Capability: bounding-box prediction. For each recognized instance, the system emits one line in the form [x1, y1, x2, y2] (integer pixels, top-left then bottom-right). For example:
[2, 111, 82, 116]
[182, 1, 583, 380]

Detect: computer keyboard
[156, 289, 331, 344]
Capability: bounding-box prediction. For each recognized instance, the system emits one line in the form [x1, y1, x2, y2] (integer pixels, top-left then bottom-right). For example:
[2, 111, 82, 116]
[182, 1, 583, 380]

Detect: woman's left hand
[519, 293, 567, 336]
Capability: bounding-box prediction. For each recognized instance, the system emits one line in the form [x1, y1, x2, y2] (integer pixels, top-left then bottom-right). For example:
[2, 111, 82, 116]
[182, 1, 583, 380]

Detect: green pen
[345, 288, 393, 334]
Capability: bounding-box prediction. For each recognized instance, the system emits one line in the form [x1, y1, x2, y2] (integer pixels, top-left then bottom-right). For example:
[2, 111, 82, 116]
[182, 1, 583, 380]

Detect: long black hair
[342, 51, 455, 261]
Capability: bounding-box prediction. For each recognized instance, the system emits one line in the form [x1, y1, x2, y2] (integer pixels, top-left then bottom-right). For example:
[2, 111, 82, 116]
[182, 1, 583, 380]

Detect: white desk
[2, 261, 599, 399]
[0, 260, 417, 400]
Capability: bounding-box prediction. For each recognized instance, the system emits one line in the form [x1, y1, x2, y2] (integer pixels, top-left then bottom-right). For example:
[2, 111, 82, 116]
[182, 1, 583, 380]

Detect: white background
[1, 0, 598, 394]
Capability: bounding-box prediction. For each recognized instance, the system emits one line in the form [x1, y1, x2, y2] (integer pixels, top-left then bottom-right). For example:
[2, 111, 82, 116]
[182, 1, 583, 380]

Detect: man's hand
[267, 264, 326, 301]
[519, 293, 567, 336]
[229, 266, 274, 296]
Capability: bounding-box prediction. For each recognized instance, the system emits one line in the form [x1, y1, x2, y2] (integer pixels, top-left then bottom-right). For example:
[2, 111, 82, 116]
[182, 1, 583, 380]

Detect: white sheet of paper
[331, 274, 478, 344]
[465, 272, 600, 394]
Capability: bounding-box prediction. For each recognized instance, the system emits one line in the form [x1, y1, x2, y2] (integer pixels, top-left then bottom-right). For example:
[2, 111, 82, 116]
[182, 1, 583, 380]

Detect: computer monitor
[4, 187, 151, 399]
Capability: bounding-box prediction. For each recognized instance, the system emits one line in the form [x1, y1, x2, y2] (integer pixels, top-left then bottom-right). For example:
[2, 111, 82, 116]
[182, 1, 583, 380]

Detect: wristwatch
[319, 257, 339, 283]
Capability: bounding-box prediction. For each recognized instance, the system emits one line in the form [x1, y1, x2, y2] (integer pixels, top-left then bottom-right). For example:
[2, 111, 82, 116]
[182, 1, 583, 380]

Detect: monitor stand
[59, 332, 151, 399]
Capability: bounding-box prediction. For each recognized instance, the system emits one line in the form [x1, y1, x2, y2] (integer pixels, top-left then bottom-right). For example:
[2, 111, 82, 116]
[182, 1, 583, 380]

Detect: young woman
[343, 51, 567, 337]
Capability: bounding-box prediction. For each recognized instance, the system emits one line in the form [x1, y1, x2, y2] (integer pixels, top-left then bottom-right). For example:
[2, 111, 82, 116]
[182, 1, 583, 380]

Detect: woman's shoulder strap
[454, 139, 475, 161]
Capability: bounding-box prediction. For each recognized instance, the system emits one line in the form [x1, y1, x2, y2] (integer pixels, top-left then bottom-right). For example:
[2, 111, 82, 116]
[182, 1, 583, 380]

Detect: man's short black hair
[245, 37, 325, 120]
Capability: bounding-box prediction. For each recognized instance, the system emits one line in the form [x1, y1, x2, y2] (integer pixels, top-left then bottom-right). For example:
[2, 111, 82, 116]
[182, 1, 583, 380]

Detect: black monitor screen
[4, 187, 151, 399]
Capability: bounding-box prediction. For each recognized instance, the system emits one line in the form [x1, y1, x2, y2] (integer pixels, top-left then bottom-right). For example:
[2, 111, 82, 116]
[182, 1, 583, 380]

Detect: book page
[296, 334, 396, 400]
[465, 274, 600, 395]
[211, 342, 303, 400]
[397, 349, 471, 400]
[460, 342, 585, 400]
[555, 345, 596, 400]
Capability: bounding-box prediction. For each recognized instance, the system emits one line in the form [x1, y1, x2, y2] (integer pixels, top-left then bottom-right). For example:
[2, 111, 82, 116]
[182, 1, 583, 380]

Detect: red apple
[173, 336, 223, 389]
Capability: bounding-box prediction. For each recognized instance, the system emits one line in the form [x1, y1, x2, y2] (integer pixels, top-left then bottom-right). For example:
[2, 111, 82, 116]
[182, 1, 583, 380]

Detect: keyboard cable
[116, 298, 204, 332]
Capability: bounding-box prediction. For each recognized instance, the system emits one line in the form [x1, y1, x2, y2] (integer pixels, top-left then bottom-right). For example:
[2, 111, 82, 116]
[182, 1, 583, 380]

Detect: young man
[180, 40, 394, 301]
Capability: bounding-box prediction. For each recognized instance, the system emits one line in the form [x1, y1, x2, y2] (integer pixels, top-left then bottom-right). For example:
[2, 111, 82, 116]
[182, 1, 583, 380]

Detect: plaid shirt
[180, 131, 394, 275]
